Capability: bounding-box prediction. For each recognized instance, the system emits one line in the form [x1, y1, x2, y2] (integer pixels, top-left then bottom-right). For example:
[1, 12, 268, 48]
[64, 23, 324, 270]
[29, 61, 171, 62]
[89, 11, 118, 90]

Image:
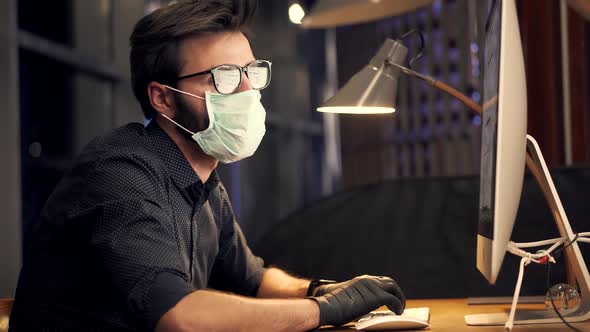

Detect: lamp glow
[317, 107, 395, 114]
[289, 3, 305, 25]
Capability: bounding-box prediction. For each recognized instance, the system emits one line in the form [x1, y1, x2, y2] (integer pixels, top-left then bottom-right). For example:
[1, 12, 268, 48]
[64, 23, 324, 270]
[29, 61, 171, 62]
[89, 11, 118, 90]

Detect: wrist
[305, 298, 321, 329]
[290, 278, 314, 298]
[307, 279, 338, 297]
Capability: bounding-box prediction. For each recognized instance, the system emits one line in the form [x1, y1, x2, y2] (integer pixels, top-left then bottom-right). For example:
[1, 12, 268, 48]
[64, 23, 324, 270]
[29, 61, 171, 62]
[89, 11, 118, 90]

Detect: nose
[238, 72, 253, 92]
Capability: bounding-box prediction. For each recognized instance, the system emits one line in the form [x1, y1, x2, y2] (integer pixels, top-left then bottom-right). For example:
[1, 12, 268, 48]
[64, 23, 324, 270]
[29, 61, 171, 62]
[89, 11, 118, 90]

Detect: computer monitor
[469, 0, 590, 327]
[477, 0, 527, 285]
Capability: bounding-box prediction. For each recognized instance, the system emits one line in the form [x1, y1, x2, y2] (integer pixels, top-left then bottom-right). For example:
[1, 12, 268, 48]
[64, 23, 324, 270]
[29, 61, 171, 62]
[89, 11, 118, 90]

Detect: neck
[155, 116, 218, 182]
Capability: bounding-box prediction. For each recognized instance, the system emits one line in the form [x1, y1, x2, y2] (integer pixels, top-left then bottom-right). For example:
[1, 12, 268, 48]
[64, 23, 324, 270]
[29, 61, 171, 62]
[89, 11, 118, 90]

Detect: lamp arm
[389, 64, 543, 178]
[388, 62, 483, 115]
[390, 63, 563, 265]
[431, 80, 483, 115]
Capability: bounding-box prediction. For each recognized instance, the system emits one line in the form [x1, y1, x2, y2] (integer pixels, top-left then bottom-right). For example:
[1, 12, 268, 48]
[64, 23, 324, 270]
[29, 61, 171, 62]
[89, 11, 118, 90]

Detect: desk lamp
[301, 0, 479, 115]
[315, 37, 482, 115]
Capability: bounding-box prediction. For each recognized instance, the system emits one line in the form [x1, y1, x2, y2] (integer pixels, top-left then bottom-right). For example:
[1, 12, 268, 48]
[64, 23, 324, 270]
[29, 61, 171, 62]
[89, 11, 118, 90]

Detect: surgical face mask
[161, 85, 266, 164]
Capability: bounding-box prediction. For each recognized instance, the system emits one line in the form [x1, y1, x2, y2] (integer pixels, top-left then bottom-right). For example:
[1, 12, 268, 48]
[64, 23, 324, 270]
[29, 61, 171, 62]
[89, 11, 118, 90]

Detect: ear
[148, 82, 175, 118]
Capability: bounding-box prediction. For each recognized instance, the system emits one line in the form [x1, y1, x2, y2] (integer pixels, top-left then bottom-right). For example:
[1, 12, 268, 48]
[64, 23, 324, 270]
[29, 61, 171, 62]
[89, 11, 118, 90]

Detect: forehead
[178, 31, 255, 74]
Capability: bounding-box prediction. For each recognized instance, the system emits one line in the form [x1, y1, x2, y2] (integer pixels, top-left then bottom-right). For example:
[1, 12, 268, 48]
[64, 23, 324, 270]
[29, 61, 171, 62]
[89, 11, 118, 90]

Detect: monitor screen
[478, 0, 501, 242]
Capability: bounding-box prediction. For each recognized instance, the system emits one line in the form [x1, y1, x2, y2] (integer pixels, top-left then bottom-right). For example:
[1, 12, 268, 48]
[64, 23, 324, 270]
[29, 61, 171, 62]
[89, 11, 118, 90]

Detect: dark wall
[254, 167, 590, 298]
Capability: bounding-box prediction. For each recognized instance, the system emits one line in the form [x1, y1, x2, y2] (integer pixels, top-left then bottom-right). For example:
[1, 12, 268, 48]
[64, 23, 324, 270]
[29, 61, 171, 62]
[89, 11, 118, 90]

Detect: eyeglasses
[176, 60, 272, 95]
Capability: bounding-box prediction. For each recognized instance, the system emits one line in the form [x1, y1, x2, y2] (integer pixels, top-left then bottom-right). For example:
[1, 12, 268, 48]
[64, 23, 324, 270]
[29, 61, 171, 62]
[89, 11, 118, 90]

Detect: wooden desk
[2, 298, 589, 331]
[0, 299, 12, 332]
[318, 298, 590, 331]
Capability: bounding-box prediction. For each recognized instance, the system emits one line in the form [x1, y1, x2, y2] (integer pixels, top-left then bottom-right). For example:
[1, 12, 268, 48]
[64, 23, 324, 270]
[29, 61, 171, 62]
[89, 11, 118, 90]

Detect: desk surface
[2, 297, 589, 331]
[318, 298, 590, 331]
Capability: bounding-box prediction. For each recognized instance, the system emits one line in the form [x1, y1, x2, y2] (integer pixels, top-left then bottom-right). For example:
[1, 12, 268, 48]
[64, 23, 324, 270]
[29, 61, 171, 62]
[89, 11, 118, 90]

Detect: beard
[173, 93, 209, 137]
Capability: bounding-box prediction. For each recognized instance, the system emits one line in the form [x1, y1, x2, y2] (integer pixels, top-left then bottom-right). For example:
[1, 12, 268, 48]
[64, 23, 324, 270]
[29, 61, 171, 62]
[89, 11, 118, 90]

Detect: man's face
[173, 31, 255, 133]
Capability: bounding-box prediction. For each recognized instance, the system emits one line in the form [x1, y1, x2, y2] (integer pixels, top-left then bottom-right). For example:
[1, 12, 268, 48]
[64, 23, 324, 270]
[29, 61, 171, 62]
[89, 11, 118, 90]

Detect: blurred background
[1, 0, 589, 299]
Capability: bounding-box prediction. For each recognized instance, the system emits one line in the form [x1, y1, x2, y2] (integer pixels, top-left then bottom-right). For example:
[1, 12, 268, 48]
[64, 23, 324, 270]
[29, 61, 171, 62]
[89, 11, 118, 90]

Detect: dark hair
[130, 0, 257, 119]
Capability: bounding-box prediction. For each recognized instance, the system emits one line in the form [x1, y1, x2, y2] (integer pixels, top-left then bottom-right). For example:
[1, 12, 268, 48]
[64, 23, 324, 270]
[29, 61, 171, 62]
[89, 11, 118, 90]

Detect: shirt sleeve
[208, 183, 266, 297]
[85, 153, 193, 329]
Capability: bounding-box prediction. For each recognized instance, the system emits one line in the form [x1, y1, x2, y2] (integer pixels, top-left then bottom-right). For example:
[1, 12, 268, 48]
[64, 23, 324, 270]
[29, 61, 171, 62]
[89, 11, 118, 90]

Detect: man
[10, 1, 405, 330]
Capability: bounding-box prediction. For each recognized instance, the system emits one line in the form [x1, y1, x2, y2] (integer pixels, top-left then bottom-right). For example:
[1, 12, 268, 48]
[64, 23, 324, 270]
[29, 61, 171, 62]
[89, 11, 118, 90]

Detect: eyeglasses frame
[175, 60, 272, 94]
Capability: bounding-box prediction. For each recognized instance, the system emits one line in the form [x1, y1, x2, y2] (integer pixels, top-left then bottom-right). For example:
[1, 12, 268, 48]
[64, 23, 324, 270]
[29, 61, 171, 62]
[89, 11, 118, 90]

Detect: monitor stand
[465, 135, 590, 326]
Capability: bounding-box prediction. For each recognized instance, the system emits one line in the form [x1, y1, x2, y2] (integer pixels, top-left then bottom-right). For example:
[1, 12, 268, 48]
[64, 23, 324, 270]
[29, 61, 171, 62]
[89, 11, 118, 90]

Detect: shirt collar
[145, 120, 220, 198]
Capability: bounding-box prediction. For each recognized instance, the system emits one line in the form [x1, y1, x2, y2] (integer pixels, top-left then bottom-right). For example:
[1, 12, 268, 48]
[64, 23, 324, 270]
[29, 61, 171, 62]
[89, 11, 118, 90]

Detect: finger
[369, 283, 405, 315]
[369, 282, 404, 314]
[386, 296, 405, 315]
[375, 277, 406, 306]
[364, 278, 404, 314]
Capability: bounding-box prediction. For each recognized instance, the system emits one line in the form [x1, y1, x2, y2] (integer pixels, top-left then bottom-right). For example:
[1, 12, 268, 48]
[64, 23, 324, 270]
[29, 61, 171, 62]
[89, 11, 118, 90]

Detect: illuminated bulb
[289, 3, 305, 25]
[317, 107, 395, 114]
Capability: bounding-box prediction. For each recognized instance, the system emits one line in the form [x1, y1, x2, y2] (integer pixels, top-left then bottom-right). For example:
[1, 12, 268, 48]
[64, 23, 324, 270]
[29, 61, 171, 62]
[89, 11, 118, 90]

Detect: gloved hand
[310, 275, 406, 327]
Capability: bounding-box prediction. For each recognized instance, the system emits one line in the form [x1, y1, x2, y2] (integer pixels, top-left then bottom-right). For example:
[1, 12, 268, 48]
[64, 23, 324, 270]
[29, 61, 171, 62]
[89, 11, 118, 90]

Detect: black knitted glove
[310, 275, 406, 327]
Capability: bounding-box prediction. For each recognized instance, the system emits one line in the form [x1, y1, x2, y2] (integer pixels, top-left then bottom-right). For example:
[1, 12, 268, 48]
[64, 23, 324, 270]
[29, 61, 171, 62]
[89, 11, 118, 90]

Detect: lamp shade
[318, 38, 407, 114]
[302, 0, 433, 28]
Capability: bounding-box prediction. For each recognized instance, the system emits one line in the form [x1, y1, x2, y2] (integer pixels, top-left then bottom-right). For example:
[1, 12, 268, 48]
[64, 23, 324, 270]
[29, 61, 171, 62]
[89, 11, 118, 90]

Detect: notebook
[356, 307, 430, 331]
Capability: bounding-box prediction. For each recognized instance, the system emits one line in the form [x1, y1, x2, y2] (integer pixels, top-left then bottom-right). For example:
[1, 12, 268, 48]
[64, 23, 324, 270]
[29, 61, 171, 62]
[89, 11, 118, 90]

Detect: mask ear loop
[163, 84, 206, 100]
[159, 113, 196, 136]
[160, 84, 208, 136]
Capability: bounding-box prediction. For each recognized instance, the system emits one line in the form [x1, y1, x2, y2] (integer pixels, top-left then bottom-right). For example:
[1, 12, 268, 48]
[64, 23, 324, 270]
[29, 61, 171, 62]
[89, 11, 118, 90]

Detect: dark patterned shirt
[10, 121, 266, 331]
